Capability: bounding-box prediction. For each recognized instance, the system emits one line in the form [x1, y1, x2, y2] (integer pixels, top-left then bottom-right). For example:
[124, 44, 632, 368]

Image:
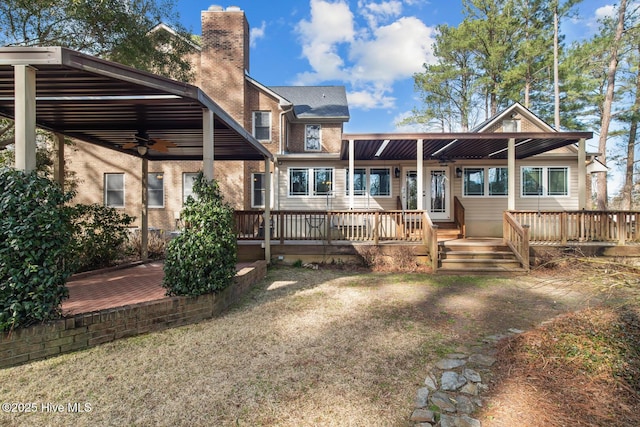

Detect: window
[521, 166, 569, 197]
[463, 168, 484, 196]
[522, 167, 543, 196]
[548, 167, 568, 196]
[463, 167, 508, 197]
[314, 168, 333, 195]
[183, 172, 198, 204]
[148, 172, 164, 208]
[502, 119, 519, 132]
[346, 168, 391, 197]
[288, 167, 334, 196]
[346, 168, 366, 196]
[488, 167, 508, 196]
[289, 168, 309, 196]
[252, 173, 265, 207]
[253, 111, 271, 141]
[369, 168, 391, 196]
[104, 173, 124, 208]
[305, 124, 321, 151]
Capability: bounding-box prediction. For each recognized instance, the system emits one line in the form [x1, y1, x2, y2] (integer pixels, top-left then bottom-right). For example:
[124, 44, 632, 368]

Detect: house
[66, 6, 591, 237]
[9, 6, 627, 271]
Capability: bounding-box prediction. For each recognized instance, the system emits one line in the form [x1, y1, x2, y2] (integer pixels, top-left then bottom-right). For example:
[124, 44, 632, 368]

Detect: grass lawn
[0, 263, 637, 426]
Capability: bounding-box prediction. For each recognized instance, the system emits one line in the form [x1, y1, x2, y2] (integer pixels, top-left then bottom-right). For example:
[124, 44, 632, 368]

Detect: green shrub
[163, 173, 237, 297]
[70, 204, 136, 272]
[0, 168, 75, 331]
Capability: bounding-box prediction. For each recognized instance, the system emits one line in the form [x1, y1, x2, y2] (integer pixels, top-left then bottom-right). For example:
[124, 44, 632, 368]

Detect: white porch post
[14, 65, 36, 172]
[417, 139, 424, 210]
[203, 108, 214, 180]
[141, 157, 149, 261]
[508, 138, 516, 211]
[348, 139, 355, 209]
[53, 133, 65, 186]
[578, 138, 586, 210]
[264, 157, 271, 263]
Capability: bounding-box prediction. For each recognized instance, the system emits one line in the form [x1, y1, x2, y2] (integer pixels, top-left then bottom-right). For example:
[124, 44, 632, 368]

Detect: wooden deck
[234, 209, 640, 271]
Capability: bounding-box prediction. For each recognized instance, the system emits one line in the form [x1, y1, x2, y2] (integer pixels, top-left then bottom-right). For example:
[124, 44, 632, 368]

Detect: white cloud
[595, 5, 616, 20]
[347, 88, 396, 110]
[358, 0, 403, 28]
[350, 16, 435, 83]
[294, 0, 436, 110]
[294, 0, 355, 83]
[250, 21, 266, 48]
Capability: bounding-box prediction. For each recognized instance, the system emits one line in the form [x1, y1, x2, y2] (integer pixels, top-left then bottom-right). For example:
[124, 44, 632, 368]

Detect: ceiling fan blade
[149, 138, 177, 153]
[121, 142, 138, 149]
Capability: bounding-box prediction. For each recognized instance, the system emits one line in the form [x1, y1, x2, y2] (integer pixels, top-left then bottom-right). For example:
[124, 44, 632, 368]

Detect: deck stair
[434, 222, 463, 241]
[438, 238, 526, 273]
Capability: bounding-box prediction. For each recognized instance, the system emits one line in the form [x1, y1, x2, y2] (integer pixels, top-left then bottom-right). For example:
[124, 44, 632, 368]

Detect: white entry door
[426, 167, 450, 220]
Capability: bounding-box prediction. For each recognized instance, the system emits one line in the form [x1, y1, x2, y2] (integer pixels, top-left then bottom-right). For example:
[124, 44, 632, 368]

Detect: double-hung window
[252, 173, 266, 207]
[148, 173, 165, 208]
[521, 166, 569, 197]
[462, 167, 508, 197]
[305, 124, 321, 151]
[345, 168, 391, 197]
[104, 173, 125, 208]
[253, 111, 271, 141]
[288, 167, 334, 196]
[183, 172, 198, 204]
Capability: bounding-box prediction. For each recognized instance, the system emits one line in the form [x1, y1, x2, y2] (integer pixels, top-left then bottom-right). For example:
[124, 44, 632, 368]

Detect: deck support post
[53, 133, 65, 186]
[417, 139, 424, 210]
[263, 157, 271, 263]
[203, 108, 214, 180]
[141, 157, 149, 261]
[14, 65, 36, 172]
[578, 138, 586, 210]
[508, 138, 515, 211]
[348, 139, 355, 209]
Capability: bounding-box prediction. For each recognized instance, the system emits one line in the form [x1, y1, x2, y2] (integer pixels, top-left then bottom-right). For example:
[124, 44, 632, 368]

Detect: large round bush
[163, 173, 237, 296]
[0, 168, 75, 331]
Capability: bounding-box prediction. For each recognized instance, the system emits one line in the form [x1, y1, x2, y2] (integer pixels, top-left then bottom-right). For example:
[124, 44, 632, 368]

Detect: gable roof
[269, 85, 350, 121]
[472, 102, 556, 133]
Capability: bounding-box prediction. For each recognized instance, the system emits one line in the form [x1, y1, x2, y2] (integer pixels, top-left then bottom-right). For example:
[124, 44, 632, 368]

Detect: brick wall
[0, 261, 267, 369]
[200, 7, 248, 124]
[288, 122, 343, 153]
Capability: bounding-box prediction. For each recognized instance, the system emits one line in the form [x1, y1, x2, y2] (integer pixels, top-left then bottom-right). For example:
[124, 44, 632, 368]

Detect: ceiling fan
[121, 130, 176, 155]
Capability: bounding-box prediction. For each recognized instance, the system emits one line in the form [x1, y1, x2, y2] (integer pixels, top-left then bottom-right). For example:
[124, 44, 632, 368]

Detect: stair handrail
[422, 211, 439, 272]
[453, 196, 466, 238]
[503, 211, 530, 271]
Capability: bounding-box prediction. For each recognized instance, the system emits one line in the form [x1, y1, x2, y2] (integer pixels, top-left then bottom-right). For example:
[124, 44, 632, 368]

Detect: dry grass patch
[0, 265, 617, 426]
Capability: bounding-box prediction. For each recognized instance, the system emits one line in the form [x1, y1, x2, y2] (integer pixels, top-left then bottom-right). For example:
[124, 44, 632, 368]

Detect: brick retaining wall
[0, 261, 267, 369]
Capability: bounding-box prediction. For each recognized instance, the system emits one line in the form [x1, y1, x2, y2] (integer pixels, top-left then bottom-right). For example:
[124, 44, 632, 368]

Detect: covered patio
[0, 46, 273, 258]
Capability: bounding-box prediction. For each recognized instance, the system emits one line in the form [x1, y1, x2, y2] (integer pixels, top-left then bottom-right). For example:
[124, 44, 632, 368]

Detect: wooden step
[437, 238, 526, 273]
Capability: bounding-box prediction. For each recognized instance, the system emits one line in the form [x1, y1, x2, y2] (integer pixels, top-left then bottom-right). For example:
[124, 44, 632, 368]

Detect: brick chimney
[200, 5, 250, 124]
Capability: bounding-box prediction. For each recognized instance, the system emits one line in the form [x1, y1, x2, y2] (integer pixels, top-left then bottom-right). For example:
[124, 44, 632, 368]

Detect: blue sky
[176, 1, 616, 134]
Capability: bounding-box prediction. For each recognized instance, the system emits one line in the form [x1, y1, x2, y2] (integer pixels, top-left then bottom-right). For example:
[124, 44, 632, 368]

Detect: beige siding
[275, 161, 401, 211]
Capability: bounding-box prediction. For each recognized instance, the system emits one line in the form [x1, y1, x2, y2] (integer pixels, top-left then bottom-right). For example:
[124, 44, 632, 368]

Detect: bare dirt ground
[0, 262, 637, 426]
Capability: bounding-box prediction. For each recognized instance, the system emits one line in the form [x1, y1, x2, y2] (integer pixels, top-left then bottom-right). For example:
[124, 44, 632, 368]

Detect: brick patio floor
[62, 262, 255, 316]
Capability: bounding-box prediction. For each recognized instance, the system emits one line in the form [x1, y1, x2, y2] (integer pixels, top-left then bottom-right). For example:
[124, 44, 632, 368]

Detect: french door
[404, 167, 450, 220]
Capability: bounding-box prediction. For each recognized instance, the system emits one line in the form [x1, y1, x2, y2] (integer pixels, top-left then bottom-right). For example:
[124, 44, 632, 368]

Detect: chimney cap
[207, 5, 223, 11]
[226, 6, 242, 11]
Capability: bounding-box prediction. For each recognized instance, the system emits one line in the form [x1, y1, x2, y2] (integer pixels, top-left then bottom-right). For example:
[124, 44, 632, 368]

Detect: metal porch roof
[0, 47, 272, 161]
[341, 132, 594, 161]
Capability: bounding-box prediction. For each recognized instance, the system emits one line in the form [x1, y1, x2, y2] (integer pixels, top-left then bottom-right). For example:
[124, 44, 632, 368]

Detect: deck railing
[235, 210, 430, 244]
[509, 210, 640, 244]
[235, 209, 438, 270]
[453, 196, 466, 238]
[503, 211, 530, 271]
